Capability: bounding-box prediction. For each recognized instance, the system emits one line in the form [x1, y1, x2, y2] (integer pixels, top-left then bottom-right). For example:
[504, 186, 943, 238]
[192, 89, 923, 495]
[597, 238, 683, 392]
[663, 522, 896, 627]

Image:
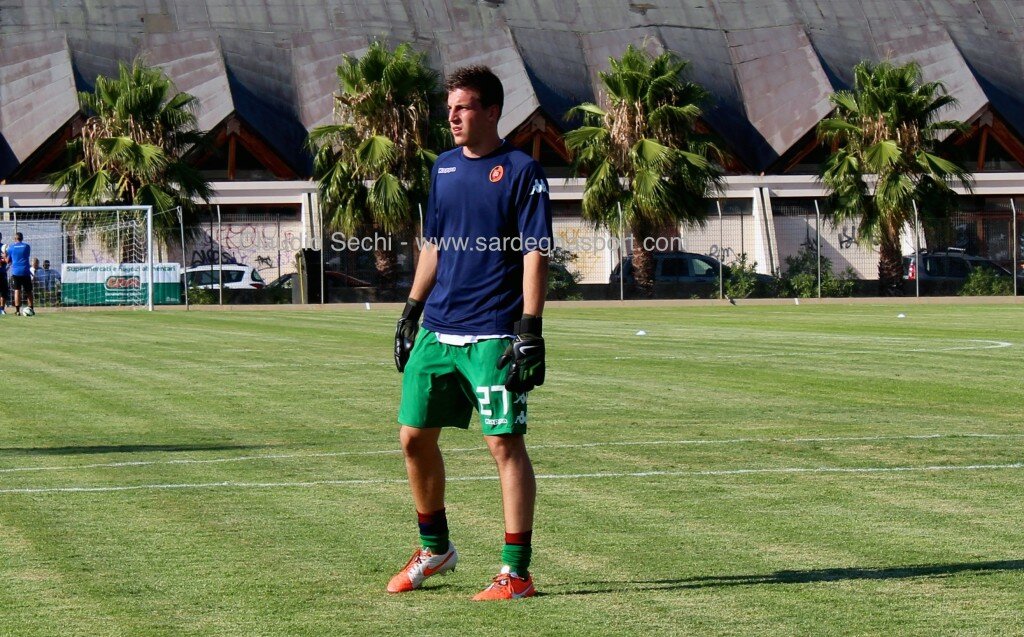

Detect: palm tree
[308, 41, 446, 290]
[564, 44, 723, 297]
[49, 58, 212, 259]
[818, 60, 973, 295]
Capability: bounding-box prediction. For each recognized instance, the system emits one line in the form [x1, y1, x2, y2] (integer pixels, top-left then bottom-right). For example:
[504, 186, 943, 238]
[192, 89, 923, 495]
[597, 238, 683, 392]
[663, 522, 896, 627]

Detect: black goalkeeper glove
[497, 315, 545, 393]
[394, 298, 423, 372]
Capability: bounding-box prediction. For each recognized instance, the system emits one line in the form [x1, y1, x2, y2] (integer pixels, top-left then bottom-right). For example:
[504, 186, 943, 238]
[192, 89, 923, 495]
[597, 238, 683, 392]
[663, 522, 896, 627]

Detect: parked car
[609, 251, 775, 298]
[265, 271, 372, 291]
[184, 264, 266, 289]
[902, 249, 1018, 294]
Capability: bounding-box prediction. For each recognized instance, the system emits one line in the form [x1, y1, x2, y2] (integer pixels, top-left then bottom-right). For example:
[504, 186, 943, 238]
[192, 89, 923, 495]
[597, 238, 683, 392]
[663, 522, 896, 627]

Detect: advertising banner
[61, 263, 181, 305]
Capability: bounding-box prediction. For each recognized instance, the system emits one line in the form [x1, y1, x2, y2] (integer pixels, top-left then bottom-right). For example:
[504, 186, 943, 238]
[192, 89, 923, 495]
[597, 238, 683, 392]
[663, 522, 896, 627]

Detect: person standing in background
[6, 232, 34, 316]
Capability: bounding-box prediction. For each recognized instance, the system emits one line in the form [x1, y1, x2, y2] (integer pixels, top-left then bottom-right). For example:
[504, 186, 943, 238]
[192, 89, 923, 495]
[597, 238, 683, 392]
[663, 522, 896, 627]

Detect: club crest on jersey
[489, 165, 504, 183]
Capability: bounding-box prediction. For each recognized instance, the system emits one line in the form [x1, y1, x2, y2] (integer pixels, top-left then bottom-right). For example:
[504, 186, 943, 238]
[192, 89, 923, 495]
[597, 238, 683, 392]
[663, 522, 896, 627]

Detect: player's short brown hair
[445, 65, 503, 115]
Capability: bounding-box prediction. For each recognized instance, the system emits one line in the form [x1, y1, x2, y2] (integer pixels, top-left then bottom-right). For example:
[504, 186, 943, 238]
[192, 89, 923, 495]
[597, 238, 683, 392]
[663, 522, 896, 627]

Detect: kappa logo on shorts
[489, 165, 504, 183]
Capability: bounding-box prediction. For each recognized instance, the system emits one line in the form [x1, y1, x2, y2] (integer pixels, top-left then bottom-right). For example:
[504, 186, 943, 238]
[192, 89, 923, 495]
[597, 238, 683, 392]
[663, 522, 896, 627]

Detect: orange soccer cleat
[386, 543, 458, 593]
[471, 566, 536, 600]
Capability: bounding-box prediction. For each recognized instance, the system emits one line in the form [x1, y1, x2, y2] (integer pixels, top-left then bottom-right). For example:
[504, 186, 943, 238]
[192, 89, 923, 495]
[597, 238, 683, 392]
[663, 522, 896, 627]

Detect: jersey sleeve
[514, 161, 553, 255]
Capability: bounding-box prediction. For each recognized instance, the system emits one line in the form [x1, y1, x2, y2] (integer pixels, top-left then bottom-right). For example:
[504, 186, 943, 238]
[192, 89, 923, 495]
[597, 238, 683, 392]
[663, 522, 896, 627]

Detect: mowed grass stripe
[0, 303, 1022, 636]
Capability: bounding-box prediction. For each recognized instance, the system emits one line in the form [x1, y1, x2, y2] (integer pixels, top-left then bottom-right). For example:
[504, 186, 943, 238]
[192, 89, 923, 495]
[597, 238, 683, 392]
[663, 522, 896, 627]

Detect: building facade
[2, 1, 1023, 286]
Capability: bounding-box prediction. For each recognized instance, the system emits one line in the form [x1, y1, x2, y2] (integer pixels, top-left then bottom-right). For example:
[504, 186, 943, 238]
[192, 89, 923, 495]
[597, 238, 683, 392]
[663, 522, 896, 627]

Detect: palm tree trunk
[878, 223, 904, 296]
[632, 230, 656, 298]
[375, 247, 398, 298]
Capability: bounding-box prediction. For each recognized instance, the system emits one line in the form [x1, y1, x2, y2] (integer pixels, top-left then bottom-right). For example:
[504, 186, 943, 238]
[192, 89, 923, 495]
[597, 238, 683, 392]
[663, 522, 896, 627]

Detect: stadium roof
[3, 0, 1024, 180]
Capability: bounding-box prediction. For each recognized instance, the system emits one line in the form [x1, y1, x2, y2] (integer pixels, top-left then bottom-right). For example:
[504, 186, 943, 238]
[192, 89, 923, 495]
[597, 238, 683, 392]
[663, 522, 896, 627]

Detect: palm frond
[631, 138, 672, 168]
[864, 140, 902, 171]
[565, 103, 607, 122]
[355, 135, 397, 174]
[367, 173, 410, 234]
[564, 126, 610, 153]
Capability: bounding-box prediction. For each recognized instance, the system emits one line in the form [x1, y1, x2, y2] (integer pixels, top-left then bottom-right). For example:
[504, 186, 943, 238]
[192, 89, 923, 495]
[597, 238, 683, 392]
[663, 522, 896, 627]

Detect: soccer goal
[0, 205, 173, 311]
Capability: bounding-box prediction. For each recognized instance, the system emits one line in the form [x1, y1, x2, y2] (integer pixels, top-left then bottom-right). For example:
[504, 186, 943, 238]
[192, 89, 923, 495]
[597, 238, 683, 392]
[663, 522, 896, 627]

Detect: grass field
[1, 301, 1022, 636]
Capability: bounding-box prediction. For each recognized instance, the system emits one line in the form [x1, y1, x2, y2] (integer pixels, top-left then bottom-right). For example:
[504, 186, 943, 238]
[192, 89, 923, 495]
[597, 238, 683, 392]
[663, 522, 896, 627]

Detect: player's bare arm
[521, 249, 548, 317]
[408, 242, 438, 302]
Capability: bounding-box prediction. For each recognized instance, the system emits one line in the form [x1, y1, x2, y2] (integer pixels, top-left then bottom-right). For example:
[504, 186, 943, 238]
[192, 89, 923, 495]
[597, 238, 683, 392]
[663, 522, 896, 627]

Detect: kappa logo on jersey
[438, 166, 457, 174]
[489, 165, 504, 183]
[528, 179, 548, 196]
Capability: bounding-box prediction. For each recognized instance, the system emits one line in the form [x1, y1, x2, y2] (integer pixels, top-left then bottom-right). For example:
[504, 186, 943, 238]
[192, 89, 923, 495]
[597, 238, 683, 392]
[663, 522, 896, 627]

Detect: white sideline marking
[561, 339, 1013, 362]
[1, 462, 1022, 495]
[1, 433, 1021, 474]
[0, 448, 401, 473]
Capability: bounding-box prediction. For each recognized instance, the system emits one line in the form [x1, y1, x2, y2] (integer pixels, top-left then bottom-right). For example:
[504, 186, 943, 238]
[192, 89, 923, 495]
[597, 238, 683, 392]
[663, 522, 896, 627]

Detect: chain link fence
[904, 196, 1023, 297]
[166, 205, 304, 304]
[573, 195, 1021, 300]
[151, 195, 1021, 304]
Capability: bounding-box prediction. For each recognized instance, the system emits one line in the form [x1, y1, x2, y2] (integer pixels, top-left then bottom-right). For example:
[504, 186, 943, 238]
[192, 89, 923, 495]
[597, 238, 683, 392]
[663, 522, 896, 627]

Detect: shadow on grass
[0, 444, 270, 456]
[556, 560, 1024, 595]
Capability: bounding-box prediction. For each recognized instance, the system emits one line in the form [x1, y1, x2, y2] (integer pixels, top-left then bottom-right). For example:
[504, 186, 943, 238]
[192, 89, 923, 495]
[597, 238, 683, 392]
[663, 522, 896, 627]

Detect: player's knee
[399, 427, 438, 458]
[486, 434, 528, 464]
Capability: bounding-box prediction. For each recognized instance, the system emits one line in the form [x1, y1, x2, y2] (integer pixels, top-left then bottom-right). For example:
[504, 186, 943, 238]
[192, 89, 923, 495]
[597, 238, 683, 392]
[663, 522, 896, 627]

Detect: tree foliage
[818, 60, 972, 295]
[308, 41, 446, 289]
[564, 44, 723, 296]
[49, 58, 211, 249]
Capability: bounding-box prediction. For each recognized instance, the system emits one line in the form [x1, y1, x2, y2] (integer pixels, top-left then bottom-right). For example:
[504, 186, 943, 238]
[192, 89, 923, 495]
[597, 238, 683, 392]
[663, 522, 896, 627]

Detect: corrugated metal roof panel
[727, 25, 834, 156]
[143, 31, 233, 132]
[0, 32, 78, 168]
[439, 28, 539, 139]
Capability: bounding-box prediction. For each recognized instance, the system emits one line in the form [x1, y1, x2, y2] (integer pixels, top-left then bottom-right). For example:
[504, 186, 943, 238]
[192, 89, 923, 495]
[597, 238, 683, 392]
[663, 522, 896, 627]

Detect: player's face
[447, 88, 499, 150]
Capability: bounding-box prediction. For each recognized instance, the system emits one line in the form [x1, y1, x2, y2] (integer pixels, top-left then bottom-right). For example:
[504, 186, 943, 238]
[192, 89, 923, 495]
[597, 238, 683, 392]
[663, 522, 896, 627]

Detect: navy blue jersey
[422, 142, 553, 336]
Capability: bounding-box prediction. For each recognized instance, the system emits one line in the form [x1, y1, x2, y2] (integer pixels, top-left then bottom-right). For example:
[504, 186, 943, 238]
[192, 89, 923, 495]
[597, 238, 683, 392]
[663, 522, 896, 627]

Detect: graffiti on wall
[189, 223, 302, 277]
[191, 248, 237, 266]
[707, 244, 735, 261]
[838, 224, 857, 249]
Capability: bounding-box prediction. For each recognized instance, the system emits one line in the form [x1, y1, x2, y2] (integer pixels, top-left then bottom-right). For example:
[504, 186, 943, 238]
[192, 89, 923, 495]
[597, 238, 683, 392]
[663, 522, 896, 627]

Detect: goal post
[0, 205, 161, 311]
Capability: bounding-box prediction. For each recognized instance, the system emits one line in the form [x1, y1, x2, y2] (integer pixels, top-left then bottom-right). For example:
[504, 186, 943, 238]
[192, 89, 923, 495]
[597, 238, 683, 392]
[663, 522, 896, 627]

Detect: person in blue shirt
[387, 66, 552, 600]
[6, 232, 34, 316]
[36, 259, 60, 292]
[0, 232, 8, 315]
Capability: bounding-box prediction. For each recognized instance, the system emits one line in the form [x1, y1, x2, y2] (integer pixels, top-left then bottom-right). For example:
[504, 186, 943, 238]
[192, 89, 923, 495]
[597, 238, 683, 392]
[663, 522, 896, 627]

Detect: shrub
[185, 285, 216, 305]
[780, 244, 857, 298]
[958, 268, 1013, 296]
[723, 253, 758, 299]
[717, 253, 778, 299]
[548, 247, 583, 300]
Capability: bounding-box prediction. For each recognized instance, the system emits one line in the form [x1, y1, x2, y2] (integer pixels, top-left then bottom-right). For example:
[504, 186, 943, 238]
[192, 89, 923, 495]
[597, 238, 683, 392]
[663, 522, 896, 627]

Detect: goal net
[0, 205, 171, 310]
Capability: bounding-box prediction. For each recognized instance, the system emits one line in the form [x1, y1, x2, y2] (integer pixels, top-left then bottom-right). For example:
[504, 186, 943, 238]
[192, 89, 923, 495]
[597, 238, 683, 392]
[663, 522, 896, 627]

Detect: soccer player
[388, 66, 552, 601]
[0, 232, 8, 315]
[7, 232, 34, 316]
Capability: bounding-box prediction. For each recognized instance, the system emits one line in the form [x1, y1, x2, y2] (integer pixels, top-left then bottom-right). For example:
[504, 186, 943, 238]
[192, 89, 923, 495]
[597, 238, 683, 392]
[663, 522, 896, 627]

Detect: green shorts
[398, 329, 528, 435]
